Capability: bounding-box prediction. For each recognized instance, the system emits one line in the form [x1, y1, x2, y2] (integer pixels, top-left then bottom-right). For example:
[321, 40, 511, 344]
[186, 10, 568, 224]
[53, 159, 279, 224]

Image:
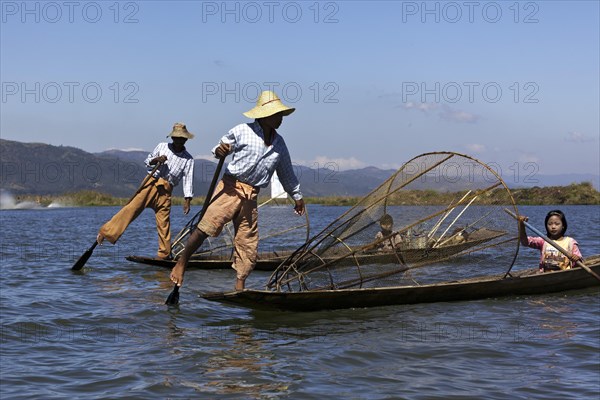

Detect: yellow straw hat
[167, 122, 194, 139]
[243, 91, 295, 119]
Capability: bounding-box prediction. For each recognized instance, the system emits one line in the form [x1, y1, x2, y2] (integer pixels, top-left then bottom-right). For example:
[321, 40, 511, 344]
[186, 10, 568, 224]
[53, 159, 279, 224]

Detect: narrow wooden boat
[126, 227, 505, 270]
[201, 254, 600, 311]
[199, 153, 600, 311]
[125, 251, 290, 271]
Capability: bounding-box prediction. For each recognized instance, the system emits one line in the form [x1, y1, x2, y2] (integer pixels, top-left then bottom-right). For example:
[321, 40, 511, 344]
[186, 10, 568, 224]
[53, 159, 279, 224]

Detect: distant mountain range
[1, 139, 598, 197]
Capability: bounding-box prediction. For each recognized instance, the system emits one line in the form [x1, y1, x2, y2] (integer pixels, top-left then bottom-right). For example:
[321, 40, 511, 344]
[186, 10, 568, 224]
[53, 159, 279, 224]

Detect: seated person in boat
[445, 227, 469, 245]
[518, 210, 583, 272]
[374, 214, 402, 251]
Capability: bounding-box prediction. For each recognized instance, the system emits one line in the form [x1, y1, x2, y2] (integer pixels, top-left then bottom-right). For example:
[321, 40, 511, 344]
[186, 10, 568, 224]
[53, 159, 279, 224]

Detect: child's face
[381, 223, 393, 232]
[546, 215, 564, 238]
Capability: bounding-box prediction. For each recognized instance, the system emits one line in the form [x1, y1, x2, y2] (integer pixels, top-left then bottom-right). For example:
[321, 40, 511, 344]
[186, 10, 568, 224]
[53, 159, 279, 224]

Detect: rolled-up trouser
[99, 177, 172, 258]
[197, 175, 259, 280]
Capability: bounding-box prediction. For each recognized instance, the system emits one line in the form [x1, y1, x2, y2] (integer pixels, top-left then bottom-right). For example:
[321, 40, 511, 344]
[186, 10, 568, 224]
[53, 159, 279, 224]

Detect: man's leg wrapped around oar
[98, 177, 173, 258]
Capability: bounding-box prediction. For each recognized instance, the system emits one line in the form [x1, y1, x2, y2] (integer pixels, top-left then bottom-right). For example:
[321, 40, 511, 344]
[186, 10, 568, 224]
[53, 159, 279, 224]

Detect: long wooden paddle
[71, 161, 163, 271]
[165, 157, 225, 305]
[505, 209, 600, 282]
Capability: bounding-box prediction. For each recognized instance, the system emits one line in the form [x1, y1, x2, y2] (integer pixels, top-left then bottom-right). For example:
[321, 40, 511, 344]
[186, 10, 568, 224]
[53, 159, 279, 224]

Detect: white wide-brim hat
[167, 122, 194, 139]
[243, 91, 295, 119]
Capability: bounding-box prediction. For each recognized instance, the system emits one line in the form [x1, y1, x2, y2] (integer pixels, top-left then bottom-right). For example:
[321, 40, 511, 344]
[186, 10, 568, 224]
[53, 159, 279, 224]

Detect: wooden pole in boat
[71, 161, 162, 271]
[433, 195, 478, 248]
[165, 156, 225, 305]
[504, 209, 600, 282]
[428, 190, 471, 240]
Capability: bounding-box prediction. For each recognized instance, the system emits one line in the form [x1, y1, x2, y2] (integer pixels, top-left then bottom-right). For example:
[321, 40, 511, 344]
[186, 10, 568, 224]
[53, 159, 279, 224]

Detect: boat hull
[126, 228, 505, 271]
[201, 255, 600, 311]
[125, 254, 287, 271]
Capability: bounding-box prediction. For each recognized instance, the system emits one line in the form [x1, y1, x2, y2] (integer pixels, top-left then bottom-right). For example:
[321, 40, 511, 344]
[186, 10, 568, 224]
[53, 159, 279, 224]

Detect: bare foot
[96, 233, 104, 245]
[170, 262, 185, 287]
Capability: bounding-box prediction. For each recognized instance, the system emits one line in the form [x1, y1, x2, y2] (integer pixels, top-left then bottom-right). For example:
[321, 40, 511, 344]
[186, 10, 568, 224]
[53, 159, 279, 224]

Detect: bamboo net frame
[266, 152, 520, 292]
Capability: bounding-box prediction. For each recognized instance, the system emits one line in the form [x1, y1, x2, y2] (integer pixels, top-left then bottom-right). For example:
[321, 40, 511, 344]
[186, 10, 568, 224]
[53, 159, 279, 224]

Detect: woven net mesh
[267, 152, 520, 292]
[170, 194, 309, 262]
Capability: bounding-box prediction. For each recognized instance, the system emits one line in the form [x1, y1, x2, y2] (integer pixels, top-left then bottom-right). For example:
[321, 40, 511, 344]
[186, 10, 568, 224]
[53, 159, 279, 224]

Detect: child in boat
[375, 214, 402, 251]
[518, 210, 583, 272]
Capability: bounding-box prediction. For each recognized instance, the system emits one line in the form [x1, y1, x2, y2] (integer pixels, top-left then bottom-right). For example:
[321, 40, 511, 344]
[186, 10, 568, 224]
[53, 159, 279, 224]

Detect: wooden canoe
[126, 227, 506, 270]
[201, 254, 600, 311]
[125, 251, 290, 271]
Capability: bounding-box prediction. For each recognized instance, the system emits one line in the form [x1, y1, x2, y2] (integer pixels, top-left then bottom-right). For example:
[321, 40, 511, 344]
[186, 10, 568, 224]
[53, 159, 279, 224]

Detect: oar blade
[72, 242, 98, 271]
[71, 163, 161, 272]
[165, 285, 180, 306]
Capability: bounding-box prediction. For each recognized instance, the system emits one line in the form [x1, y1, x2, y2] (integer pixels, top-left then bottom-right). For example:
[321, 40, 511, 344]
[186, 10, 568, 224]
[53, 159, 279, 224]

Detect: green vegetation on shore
[304, 182, 600, 206]
[12, 182, 600, 207]
[509, 182, 600, 205]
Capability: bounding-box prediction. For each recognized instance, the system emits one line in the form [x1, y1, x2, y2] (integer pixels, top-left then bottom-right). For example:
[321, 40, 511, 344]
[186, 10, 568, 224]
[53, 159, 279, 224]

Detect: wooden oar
[504, 209, 600, 282]
[166, 156, 225, 305]
[71, 162, 163, 271]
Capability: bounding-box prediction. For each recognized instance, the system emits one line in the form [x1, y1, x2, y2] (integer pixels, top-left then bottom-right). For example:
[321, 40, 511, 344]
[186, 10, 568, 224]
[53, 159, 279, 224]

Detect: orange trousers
[99, 177, 172, 258]
[197, 175, 259, 280]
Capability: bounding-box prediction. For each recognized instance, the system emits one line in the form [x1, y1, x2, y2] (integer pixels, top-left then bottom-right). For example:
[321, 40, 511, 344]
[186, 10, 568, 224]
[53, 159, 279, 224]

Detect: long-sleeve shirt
[214, 121, 302, 201]
[525, 236, 582, 269]
[145, 142, 194, 198]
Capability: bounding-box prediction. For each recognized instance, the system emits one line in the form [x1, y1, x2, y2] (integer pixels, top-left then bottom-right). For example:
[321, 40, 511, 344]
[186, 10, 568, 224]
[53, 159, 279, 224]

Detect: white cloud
[565, 131, 594, 143]
[465, 144, 486, 152]
[378, 162, 403, 170]
[402, 102, 479, 123]
[439, 105, 479, 123]
[296, 156, 368, 171]
[403, 102, 438, 113]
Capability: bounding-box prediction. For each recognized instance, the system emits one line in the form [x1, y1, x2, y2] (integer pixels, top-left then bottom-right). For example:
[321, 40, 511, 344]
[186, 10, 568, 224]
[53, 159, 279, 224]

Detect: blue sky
[1, 0, 599, 183]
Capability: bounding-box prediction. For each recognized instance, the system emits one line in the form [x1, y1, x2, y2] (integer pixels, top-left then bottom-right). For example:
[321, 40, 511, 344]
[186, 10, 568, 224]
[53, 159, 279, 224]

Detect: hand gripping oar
[71, 161, 163, 271]
[166, 157, 225, 305]
[505, 209, 600, 282]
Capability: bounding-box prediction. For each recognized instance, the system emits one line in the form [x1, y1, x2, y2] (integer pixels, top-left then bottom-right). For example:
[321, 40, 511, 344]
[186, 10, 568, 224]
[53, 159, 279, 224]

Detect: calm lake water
[1, 204, 599, 399]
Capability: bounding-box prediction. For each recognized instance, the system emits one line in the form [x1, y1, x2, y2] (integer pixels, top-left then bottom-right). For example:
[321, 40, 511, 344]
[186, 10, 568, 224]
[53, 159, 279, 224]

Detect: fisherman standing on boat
[96, 123, 195, 260]
[170, 90, 305, 291]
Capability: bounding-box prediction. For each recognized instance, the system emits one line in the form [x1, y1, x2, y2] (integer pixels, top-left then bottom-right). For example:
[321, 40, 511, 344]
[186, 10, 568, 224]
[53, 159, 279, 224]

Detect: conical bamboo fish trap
[267, 152, 520, 292]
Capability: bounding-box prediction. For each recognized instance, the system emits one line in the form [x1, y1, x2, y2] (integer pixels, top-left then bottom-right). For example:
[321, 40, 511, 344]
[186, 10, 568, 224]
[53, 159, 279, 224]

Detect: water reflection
[166, 316, 291, 398]
[527, 298, 578, 340]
